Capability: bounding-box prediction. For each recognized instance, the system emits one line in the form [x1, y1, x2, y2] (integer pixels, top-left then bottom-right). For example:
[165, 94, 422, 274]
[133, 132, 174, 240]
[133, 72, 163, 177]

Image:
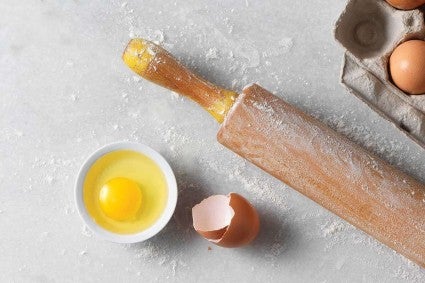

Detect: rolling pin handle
[122, 38, 237, 123]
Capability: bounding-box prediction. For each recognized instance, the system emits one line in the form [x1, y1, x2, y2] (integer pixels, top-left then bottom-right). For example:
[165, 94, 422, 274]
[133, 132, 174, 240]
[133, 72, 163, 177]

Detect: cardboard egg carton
[334, 0, 425, 148]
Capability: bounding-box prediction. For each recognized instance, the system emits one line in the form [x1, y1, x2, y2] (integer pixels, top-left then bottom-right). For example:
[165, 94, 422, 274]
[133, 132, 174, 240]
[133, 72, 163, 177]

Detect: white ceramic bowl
[75, 142, 178, 243]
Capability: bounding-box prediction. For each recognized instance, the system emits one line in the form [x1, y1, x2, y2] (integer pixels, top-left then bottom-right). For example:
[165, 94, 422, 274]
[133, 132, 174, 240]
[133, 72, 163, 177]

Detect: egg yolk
[99, 177, 142, 221]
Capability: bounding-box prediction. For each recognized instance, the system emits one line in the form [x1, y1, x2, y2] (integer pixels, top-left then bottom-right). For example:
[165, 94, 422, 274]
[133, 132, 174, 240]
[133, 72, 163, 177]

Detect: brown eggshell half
[192, 193, 260, 248]
[192, 195, 234, 240]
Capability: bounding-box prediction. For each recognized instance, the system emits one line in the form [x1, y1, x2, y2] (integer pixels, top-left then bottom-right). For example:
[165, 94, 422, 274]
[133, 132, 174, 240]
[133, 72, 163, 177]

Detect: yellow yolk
[83, 150, 168, 234]
[99, 177, 142, 221]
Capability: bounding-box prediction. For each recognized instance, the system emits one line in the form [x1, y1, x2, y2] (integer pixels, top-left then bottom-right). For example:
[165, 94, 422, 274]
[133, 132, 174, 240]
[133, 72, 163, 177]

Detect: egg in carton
[334, 0, 425, 148]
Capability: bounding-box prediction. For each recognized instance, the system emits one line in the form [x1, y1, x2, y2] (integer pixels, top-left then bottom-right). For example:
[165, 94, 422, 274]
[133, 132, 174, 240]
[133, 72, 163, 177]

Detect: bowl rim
[74, 141, 178, 243]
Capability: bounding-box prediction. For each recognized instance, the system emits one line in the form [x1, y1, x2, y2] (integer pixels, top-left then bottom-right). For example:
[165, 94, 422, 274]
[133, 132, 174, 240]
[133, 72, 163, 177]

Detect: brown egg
[385, 0, 425, 10]
[192, 193, 260, 247]
[389, 40, 425, 95]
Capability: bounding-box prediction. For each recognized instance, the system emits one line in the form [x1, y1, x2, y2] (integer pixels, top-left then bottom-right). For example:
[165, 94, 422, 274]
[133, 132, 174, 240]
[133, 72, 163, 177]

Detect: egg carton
[334, 0, 425, 148]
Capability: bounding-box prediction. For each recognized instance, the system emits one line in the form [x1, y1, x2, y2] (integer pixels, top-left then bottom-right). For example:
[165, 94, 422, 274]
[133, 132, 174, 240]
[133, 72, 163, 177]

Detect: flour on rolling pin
[218, 84, 425, 266]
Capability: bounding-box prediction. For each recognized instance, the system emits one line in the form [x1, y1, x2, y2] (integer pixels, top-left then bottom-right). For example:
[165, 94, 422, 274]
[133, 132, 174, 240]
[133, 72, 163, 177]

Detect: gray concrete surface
[0, 0, 424, 282]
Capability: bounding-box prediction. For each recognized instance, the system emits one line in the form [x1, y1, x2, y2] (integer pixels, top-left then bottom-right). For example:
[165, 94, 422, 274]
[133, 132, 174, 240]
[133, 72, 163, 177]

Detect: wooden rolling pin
[122, 39, 425, 267]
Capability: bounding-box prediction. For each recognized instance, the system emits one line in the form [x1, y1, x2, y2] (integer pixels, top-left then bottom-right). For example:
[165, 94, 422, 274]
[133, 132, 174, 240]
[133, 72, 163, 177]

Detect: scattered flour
[237, 40, 260, 68]
[198, 153, 288, 209]
[170, 91, 180, 100]
[170, 260, 177, 276]
[131, 242, 188, 276]
[265, 242, 285, 261]
[64, 206, 74, 215]
[278, 38, 293, 50]
[152, 30, 165, 44]
[322, 221, 347, 237]
[132, 75, 142, 82]
[70, 94, 78, 101]
[263, 226, 287, 262]
[205, 47, 218, 60]
[45, 175, 54, 185]
[81, 225, 93, 238]
[262, 37, 294, 58]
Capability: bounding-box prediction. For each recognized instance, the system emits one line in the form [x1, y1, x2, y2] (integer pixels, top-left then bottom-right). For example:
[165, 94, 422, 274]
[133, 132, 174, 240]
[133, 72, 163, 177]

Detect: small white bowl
[75, 142, 178, 243]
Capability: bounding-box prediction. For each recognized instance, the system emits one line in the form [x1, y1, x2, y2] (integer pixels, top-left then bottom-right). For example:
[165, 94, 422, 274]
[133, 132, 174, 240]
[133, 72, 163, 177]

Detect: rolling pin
[122, 39, 425, 267]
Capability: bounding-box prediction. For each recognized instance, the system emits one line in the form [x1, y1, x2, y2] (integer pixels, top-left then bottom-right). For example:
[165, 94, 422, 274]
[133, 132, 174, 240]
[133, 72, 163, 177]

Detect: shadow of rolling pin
[123, 38, 425, 267]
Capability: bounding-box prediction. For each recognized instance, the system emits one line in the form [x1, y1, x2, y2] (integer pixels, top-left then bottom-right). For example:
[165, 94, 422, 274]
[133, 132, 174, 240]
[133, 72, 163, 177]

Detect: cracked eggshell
[334, 0, 425, 148]
[192, 193, 260, 248]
